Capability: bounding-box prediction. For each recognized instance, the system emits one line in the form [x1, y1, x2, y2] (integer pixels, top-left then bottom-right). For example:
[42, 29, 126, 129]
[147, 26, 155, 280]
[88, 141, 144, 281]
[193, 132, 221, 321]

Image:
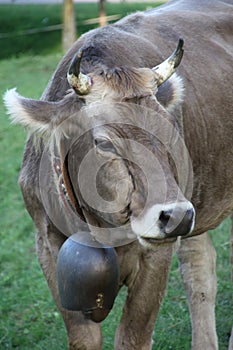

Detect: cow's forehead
[81, 99, 170, 130]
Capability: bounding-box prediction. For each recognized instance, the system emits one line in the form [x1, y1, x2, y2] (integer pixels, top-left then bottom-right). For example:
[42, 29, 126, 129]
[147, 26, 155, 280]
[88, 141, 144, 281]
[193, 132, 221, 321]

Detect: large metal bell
[57, 233, 120, 323]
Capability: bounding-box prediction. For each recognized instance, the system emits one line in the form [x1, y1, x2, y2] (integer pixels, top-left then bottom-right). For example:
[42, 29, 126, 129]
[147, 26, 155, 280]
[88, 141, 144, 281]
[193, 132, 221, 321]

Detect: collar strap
[60, 146, 87, 223]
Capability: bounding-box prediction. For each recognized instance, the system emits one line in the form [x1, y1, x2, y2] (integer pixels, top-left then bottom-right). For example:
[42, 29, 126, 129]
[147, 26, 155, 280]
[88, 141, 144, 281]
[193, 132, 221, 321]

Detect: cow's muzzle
[131, 202, 195, 243]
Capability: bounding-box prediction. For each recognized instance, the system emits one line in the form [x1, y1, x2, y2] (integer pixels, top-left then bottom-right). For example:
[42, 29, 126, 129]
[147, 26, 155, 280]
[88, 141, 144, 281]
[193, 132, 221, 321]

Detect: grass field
[0, 3, 232, 350]
[0, 2, 164, 59]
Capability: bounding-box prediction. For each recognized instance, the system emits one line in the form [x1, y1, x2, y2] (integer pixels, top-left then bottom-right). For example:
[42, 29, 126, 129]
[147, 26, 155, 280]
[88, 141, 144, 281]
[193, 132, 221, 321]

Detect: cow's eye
[95, 138, 117, 153]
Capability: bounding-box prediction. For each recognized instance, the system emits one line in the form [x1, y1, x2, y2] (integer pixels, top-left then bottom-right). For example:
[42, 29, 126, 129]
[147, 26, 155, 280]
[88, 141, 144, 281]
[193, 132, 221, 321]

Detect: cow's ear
[4, 88, 51, 134]
[156, 73, 184, 113]
[3, 88, 83, 135]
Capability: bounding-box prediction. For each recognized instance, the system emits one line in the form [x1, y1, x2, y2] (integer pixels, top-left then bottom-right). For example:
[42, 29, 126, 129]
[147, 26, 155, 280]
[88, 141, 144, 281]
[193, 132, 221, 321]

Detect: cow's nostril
[159, 207, 195, 238]
[159, 210, 172, 228]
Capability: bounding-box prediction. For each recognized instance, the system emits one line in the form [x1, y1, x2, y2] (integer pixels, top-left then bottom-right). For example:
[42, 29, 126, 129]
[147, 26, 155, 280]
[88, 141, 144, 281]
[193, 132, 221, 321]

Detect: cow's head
[4, 39, 195, 248]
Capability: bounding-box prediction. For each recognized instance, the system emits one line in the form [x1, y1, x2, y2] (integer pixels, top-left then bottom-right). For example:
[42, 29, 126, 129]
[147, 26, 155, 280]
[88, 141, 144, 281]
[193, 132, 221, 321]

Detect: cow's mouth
[139, 236, 177, 246]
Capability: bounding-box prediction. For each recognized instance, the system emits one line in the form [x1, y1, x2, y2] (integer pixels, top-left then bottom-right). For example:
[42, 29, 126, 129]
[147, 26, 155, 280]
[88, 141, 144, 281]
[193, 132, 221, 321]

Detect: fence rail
[0, 15, 121, 39]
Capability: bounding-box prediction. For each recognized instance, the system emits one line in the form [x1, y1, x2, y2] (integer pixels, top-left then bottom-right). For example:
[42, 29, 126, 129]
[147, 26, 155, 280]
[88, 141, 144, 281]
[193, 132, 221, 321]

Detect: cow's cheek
[112, 160, 134, 208]
[96, 159, 133, 206]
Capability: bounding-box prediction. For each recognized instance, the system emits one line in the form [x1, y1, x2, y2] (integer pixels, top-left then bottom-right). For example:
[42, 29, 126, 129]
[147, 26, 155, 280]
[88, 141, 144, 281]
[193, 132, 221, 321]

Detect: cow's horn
[67, 49, 92, 95]
[152, 38, 184, 86]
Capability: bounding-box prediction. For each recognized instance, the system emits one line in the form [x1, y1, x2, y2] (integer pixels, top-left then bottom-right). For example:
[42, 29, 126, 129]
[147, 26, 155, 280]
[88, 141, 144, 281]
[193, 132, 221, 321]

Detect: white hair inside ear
[156, 73, 184, 113]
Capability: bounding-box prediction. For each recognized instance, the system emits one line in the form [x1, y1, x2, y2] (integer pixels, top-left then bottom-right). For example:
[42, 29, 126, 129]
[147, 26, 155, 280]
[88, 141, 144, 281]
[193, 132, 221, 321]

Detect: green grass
[0, 2, 163, 59]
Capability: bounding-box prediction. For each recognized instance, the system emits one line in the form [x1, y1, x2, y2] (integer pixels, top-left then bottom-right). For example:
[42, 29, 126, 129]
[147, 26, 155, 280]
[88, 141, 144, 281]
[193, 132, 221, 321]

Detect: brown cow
[4, 0, 233, 349]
